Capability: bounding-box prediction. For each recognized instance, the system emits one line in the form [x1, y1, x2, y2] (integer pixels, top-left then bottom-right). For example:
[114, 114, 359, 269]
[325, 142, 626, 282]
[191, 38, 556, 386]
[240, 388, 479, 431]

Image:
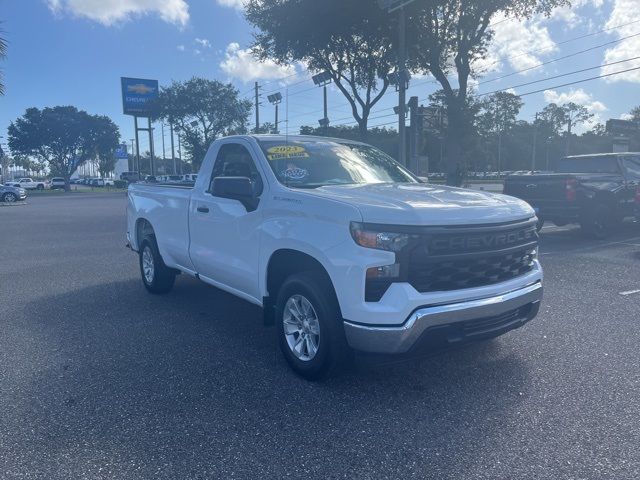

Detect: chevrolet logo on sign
[127, 84, 156, 95]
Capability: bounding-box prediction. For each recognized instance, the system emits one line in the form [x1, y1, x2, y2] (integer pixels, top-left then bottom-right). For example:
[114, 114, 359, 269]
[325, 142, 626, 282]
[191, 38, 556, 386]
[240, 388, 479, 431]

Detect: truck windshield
[257, 139, 418, 188]
[556, 156, 620, 174]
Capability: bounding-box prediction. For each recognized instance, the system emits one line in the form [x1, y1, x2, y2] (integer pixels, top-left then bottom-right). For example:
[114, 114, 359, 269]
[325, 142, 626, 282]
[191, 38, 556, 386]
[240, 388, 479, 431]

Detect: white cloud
[216, 0, 246, 10]
[601, 0, 640, 83]
[220, 42, 297, 83]
[195, 38, 212, 49]
[46, 0, 189, 27]
[620, 113, 634, 120]
[177, 44, 185, 52]
[550, 0, 605, 28]
[543, 88, 608, 130]
[479, 14, 557, 75]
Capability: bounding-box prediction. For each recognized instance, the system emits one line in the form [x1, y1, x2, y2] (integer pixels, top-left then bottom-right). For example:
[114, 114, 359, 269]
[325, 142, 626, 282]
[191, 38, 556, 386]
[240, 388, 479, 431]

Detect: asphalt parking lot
[1, 194, 639, 479]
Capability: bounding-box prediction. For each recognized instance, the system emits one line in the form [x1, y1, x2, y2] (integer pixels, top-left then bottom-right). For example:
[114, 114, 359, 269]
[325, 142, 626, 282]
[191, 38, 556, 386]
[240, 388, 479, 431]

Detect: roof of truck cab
[565, 152, 640, 158]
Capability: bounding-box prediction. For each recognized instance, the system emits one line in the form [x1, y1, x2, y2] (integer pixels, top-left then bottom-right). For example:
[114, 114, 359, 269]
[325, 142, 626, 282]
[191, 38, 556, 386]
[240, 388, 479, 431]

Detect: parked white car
[127, 135, 542, 379]
[15, 178, 47, 190]
[50, 177, 66, 190]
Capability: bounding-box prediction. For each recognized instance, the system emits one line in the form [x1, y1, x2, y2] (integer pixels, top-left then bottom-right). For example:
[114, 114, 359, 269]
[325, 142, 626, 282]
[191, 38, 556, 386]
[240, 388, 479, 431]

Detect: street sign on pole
[115, 143, 128, 160]
[121, 77, 159, 116]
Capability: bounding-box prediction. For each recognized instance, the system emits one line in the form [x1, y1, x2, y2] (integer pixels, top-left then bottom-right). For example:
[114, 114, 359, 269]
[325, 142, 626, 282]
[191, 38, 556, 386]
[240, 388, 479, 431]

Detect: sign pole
[148, 117, 155, 176]
[134, 116, 141, 180]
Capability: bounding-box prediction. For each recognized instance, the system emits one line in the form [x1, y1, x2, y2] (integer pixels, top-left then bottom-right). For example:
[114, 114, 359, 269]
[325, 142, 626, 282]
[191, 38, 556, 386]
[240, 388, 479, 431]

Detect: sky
[1, 0, 640, 157]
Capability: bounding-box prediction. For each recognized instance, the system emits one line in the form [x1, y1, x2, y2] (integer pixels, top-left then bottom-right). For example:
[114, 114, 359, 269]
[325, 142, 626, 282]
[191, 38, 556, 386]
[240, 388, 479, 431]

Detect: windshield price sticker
[267, 145, 310, 161]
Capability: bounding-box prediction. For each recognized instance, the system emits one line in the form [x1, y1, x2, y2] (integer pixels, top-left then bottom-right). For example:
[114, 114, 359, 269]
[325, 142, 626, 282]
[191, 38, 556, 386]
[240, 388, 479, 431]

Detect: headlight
[350, 222, 410, 252]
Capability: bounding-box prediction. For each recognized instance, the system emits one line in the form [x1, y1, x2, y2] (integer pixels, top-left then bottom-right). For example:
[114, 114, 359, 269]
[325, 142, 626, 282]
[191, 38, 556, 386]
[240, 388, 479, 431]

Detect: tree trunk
[444, 101, 465, 187]
[358, 118, 368, 141]
[64, 174, 71, 192]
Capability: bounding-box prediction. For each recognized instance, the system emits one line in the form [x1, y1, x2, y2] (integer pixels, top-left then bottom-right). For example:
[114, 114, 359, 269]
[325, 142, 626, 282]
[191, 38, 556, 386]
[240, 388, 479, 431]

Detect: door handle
[197, 206, 209, 213]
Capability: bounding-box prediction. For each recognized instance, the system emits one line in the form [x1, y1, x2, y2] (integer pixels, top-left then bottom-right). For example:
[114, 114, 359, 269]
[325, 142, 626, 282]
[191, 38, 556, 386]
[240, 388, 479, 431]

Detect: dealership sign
[121, 77, 159, 116]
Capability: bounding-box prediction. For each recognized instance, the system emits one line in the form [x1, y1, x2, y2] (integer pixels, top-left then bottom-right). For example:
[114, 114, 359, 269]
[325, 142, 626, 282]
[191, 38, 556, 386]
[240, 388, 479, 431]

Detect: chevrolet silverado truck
[503, 153, 640, 238]
[127, 135, 543, 379]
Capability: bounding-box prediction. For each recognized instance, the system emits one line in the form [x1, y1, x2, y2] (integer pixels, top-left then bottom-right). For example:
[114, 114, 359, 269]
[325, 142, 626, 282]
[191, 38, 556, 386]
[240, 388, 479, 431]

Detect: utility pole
[531, 113, 538, 172]
[170, 123, 176, 175]
[267, 93, 283, 134]
[566, 117, 572, 156]
[398, 6, 407, 167]
[254, 82, 261, 132]
[161, 122, 166, 162]
[408, 96, 418, 173]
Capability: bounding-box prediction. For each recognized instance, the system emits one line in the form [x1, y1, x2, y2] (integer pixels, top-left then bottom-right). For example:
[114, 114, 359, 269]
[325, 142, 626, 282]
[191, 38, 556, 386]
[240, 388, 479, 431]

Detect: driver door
[189, 140, 265, 303]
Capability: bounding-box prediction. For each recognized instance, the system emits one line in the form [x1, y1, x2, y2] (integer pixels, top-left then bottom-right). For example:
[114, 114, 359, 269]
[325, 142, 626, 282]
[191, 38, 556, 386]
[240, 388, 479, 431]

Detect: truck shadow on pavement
[17, 276, 533, 478]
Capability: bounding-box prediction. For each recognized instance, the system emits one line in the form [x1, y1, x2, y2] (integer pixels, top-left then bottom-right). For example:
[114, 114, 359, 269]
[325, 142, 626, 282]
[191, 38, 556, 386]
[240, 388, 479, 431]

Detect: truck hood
[305, 183, 534, 226]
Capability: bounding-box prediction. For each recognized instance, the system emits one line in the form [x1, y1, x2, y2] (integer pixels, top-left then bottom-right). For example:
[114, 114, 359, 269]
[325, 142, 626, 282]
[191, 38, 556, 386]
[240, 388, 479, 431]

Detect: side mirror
[211, 176, 259, 212]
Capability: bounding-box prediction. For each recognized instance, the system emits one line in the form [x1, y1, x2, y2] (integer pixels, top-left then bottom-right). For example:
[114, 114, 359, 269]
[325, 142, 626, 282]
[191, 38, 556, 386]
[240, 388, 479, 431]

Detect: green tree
[629, 106, 640, 122]
[154, 78, 251, 170]
[537, 103, 568, 136]
[246, 0, 395, 140]
[8, 106, 120, 190]
[407, 0, 568, 184]
[299, 124, 399, 158]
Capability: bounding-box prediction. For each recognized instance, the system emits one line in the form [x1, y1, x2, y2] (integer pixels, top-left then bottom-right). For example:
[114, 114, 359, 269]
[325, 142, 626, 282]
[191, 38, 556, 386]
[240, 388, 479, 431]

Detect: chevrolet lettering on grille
[430, 227, 537, 253]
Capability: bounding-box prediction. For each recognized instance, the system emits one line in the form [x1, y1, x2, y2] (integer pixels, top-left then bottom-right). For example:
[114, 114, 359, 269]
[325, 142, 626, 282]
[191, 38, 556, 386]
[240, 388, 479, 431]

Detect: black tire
[36, 184, 44, 190]
[581, 204, 612, 239]
[139, 236, 176, 294]
[535, 215, 544, 232]
[2, 192, 17, 203]
[275, 272, 350, 380]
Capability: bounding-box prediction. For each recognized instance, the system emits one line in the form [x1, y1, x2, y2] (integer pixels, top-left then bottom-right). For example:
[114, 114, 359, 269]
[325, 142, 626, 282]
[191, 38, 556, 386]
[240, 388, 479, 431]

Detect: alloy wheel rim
[283, 294, 320, 362]
[142, 247, 154, 284]
[5, 194, 16, 203]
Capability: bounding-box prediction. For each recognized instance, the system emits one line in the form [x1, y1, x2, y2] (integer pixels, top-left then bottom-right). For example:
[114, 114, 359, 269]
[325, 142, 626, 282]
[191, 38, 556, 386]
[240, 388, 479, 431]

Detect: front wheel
[2, 193, 17, 203]
[276, 272, 350, 380]
[36, 184, 44, 190]
[139, 237, 176, 294]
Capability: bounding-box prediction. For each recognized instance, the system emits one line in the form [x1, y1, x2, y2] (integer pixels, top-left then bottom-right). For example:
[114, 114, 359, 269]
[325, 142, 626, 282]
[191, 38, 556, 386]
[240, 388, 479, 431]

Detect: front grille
[362, 218, 538, 302]
[408, 247, 536, 293]
[460, 305, 532, 337]
[401, 219, 538, 294]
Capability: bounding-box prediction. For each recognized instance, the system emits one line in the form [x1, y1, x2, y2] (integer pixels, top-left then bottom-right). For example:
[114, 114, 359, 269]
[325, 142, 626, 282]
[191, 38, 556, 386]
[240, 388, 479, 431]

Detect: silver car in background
[1, 184, 28, 203]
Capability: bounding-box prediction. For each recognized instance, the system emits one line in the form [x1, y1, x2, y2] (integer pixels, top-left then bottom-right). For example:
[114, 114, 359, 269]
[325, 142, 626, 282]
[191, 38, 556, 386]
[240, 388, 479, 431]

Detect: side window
[623, 156, 640, 177]
[209, 143, 264, 196]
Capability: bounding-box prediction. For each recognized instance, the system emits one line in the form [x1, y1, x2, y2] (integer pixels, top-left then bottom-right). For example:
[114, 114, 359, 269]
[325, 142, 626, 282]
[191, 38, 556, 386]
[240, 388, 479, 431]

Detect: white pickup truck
[127, 135, 542, 379]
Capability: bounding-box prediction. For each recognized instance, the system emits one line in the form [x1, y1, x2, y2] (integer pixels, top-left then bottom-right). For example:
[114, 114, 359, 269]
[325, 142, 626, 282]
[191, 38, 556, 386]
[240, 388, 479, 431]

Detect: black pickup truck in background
[503, 153, 640, 238]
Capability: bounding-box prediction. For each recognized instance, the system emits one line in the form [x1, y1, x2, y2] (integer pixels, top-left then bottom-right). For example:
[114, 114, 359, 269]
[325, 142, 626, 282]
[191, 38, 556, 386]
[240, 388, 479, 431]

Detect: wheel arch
[134, 217, 155, 250]
[263, 248, 341, 325]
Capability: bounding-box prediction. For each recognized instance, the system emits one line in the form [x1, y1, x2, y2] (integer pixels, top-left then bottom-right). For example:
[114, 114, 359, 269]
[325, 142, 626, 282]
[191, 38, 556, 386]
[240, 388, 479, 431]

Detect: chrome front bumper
[343, 281, 543, 354]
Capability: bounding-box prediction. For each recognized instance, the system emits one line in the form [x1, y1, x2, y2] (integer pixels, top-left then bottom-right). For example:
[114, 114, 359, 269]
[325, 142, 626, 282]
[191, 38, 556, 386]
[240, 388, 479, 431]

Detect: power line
[479, 30, 640, 85]
[511, 65, 640, 97]
[478, 55, 640, 97]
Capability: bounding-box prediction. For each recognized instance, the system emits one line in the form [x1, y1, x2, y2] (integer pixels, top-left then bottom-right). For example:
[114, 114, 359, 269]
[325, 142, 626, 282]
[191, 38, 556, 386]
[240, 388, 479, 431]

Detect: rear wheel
[36, 184, 44, 190]
[139, 237, 176, 294]
[276, 272, 349, 380]
[581, 204, 613, 239]
[2, 192, 17, 203]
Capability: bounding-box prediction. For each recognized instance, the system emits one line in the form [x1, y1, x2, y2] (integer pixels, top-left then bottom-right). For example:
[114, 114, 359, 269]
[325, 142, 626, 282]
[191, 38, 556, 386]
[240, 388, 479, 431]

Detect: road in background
[1, 195, 639, 479]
